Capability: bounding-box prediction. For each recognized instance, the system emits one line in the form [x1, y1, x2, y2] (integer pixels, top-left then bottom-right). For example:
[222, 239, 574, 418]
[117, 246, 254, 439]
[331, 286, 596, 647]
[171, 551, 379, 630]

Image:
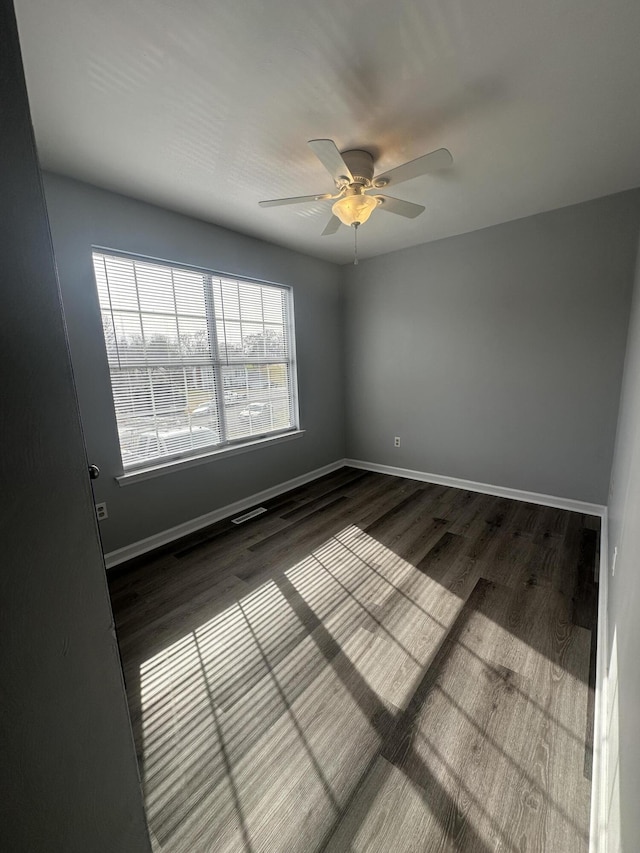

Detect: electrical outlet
[612, 545, 618, 577]
[95, 502, 108, 522]
[394, 436, 401, 448]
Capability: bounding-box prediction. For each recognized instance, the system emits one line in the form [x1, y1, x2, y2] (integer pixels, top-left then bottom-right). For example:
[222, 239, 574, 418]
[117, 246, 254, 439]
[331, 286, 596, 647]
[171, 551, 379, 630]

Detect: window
[92, 251, 299, 471]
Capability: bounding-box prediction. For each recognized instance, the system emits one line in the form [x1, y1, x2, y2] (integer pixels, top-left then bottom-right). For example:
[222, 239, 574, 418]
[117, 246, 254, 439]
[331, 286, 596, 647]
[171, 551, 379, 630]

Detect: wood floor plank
[151, 617, 399, 853]
[446, 492, 499, 538]
[117, 573, 250, 665]
[233, 473, 417, 584]
[325, 601, 532, 852]
[417, 531, 467, 576]
[109, 469, 598, 853]
[363, 486, 428, 534]
[374, 577, 590, 852]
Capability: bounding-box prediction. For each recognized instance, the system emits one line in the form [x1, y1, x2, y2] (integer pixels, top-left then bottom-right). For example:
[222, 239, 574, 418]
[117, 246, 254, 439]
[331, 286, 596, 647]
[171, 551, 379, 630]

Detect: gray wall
[344, 192, 640, 504]
[42, 173, 345, 553]
[0, 2, 150, 850]
[606, 234, 640, 853]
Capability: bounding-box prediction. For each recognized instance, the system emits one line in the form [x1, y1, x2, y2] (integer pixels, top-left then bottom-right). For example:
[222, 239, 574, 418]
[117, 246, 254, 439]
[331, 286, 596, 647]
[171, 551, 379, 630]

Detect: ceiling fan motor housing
[340, 149, 375, 187]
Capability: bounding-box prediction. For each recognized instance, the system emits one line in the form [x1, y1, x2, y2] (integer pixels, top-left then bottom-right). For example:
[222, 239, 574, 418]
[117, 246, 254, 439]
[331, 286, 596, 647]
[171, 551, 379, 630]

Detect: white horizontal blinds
[93, 251, 298, 469]
[93, 252, 220, 468]
[213, 277, 294, 440]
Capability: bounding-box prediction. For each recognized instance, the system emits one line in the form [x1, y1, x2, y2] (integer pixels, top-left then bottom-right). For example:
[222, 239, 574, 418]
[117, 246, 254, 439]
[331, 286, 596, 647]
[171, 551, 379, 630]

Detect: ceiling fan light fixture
[332, 192, 378, 227]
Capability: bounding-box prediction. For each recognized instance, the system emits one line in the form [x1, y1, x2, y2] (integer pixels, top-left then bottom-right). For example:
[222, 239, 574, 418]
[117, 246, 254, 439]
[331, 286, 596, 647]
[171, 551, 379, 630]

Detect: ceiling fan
[259, 139, 453, 236]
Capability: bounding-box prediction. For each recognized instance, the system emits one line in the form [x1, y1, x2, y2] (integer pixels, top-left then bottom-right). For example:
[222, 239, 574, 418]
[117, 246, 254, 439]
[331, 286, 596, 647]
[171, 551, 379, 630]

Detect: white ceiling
[14, 0, 640, 264]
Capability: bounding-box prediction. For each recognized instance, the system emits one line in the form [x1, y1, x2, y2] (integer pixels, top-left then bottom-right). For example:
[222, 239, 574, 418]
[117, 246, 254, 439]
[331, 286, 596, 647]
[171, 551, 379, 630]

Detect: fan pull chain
[353, 222, 359, 265]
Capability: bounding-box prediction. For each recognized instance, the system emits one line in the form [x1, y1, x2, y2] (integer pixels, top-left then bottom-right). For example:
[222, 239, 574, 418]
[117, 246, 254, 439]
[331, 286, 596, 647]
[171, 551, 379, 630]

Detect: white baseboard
[590, 508, 609, 853]
[104, 459, 346, 568]
[107, 457, 607, 569]
[344, 458, 607, 518]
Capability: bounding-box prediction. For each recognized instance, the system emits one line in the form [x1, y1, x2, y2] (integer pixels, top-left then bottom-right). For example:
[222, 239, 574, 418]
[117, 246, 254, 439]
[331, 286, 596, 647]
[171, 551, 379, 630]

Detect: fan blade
[374, 148, 452, 188]
[375, 195, 425, 218]
[308, 139, 354, 186]
[259, 192, 335, 208]
[321, 215, 341, 236]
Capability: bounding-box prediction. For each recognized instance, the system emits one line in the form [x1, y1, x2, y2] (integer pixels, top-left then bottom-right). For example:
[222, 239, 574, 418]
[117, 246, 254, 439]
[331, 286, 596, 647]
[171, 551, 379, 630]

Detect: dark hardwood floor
[109, 467, 599, 853]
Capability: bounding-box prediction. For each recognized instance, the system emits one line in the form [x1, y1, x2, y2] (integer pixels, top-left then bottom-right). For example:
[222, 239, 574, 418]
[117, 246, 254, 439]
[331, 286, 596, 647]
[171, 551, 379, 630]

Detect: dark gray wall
[42, 173, 345, 553]
[344, 192, 640, 504]
[0, 3, 150, 850]
[606, 234, 640, 853]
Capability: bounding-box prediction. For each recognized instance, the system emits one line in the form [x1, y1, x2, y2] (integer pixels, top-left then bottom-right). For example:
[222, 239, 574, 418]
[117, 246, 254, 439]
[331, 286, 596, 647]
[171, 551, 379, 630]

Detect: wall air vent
[231, 507, 268, 525]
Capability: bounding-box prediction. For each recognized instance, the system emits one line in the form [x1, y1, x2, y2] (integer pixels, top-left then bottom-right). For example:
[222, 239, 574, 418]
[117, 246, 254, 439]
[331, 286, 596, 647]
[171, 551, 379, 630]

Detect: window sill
[116, 429, 306, 486]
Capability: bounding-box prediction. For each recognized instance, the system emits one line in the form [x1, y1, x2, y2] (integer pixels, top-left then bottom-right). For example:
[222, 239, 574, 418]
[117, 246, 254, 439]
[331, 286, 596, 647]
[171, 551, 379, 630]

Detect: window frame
[92, 247, 301, 476]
